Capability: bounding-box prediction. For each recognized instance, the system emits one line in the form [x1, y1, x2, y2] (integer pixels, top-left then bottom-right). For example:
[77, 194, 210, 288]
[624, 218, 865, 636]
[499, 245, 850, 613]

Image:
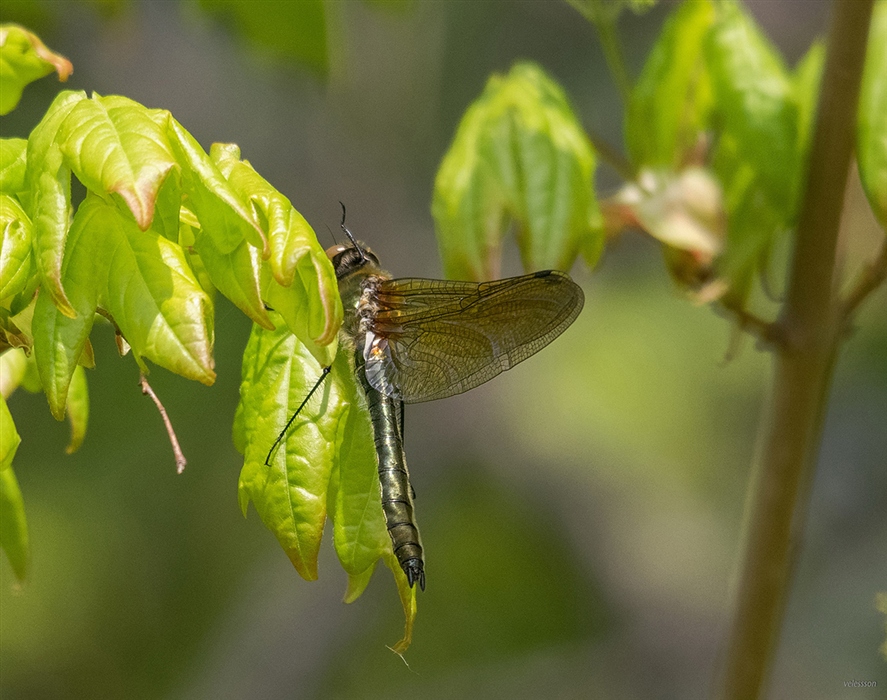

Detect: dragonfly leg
[265, 366, 332, 466]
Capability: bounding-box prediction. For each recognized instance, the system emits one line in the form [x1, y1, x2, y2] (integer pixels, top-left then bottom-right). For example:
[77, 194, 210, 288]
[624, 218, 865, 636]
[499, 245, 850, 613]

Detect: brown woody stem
[717, 2, 875, 699]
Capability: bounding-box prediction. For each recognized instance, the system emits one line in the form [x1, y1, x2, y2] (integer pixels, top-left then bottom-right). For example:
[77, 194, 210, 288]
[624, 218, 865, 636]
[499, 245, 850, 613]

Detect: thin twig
[716, 299, 782, 348]
[841, 239, 887, 323]
[565, 0, 633, 107]
[595, 12, 632, 107]
[586, 128, 637, 182]
[139, 375, 187, 474]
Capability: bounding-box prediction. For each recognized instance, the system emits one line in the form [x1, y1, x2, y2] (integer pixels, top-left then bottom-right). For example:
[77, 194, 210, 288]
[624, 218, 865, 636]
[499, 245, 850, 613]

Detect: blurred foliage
[0, 23, 72, 115]
[857, 0, 887, 226]
[433, 62, 603, 280]
[194, 0, 328, 77]
[0, 1, 885, 698]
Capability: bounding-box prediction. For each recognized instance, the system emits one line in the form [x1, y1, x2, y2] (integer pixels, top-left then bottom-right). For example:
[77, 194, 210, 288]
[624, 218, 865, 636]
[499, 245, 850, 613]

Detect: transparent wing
[365, 270, 584, 403]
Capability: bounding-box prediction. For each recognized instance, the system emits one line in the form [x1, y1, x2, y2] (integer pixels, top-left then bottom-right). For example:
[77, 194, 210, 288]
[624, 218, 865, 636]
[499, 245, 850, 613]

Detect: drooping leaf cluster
[233, 313, 416, 652]
[0, 30, 341, 586]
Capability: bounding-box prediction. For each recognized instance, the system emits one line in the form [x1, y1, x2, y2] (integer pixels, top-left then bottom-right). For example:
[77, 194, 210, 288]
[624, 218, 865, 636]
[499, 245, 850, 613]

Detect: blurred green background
[1, 1, 885, 698]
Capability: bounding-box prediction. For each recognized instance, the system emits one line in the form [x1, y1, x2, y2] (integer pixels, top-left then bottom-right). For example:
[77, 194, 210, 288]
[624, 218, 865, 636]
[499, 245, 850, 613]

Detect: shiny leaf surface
[58, 94, 177, 230]
[0, 194, 33, 301]
[0, 137, 28, 193]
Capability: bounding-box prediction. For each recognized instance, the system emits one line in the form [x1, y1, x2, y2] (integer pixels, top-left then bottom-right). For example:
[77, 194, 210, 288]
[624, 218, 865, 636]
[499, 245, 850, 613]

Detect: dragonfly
[266, 212, 585, 591]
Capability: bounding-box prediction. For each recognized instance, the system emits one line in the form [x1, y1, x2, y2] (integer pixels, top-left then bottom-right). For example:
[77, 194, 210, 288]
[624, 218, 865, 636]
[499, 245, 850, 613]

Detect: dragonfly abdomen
[360, 364, 426, 591]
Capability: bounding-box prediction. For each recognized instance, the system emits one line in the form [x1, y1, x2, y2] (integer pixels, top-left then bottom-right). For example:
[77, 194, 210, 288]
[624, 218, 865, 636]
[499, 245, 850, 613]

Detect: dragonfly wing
[365, 271, 584, 403]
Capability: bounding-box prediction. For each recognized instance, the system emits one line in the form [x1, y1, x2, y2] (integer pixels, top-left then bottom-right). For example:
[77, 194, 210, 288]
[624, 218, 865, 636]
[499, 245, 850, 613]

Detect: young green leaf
[0, 24, 72, 115]
[152, 169, 183, 243]
[237, 316, 392, 597]
[0, 194, 33, 301]
[237, 320, 343, 580]
[0, 138, 28, 193]
[166, 117, 267, 255]
[326, 345, 388, 580]
[384, 553, 418, 655]
[193, 225, 273, 330]
[209, 143, 342, 348]
[32, 196, 107, 418]
[706, 0, 798, 208]
[625, 0, 714, 168]
[0, 393, 20, 471]
[65, 364, 88, 454]
[706, 0, 804, 301]
[101, 200, 216, 386]
[262, 267, 339, 367]
[0, 347, 27, 397]
[57, 94, 178, 230]
[344, 562, 376, 603]
[0, 464, 29, 582]
[26, 90, 86, 317]
[857, 0, 887, 227]
[433, 62, 602, 280]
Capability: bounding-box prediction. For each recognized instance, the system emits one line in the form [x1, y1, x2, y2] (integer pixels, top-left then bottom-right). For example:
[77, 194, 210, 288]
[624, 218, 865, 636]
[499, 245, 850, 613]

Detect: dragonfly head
[326, 242, 381, 279]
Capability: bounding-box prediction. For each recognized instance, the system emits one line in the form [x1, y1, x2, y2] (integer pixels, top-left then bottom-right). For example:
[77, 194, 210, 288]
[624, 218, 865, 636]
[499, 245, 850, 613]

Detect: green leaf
[384, 553, 418, 655]
[236, 319, 415, 639]
[433, 62, 602, 280]
[152, 168, 183, 243]
[236, 318, 347, 580]
[196, 0, 328, 77]
[0, 193, 33, 301]
[344, 562, 376, 603]
[326, 351, 388, 580]
[0, 24, 72, 115]
[208, 143, 342, 347]
[0, 391, 28, 581]
[65, 364, 88, 454]
[0, 392, 20, 470]
[166, 117, 267, 255]
[225, 153, 334, 300]
[0, 347, 27, 397]
[705, 0, 808, 301]
[626, 0, 714, 167]
[32, 196, 106, 418]
[101, 200, 216, 386]
[262, 268, 339, 368]
[194, 231, 272, 330]
[236, 316, 388, 587]
[857, 0, 887, 228]
[0, 138, 28, 193]
[57, 94, 178, 230]
[706, 0, 798, 207]
[26, 89, 86, 317]
[18, 345, 41, 392]
[0, 464, 29, 581]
